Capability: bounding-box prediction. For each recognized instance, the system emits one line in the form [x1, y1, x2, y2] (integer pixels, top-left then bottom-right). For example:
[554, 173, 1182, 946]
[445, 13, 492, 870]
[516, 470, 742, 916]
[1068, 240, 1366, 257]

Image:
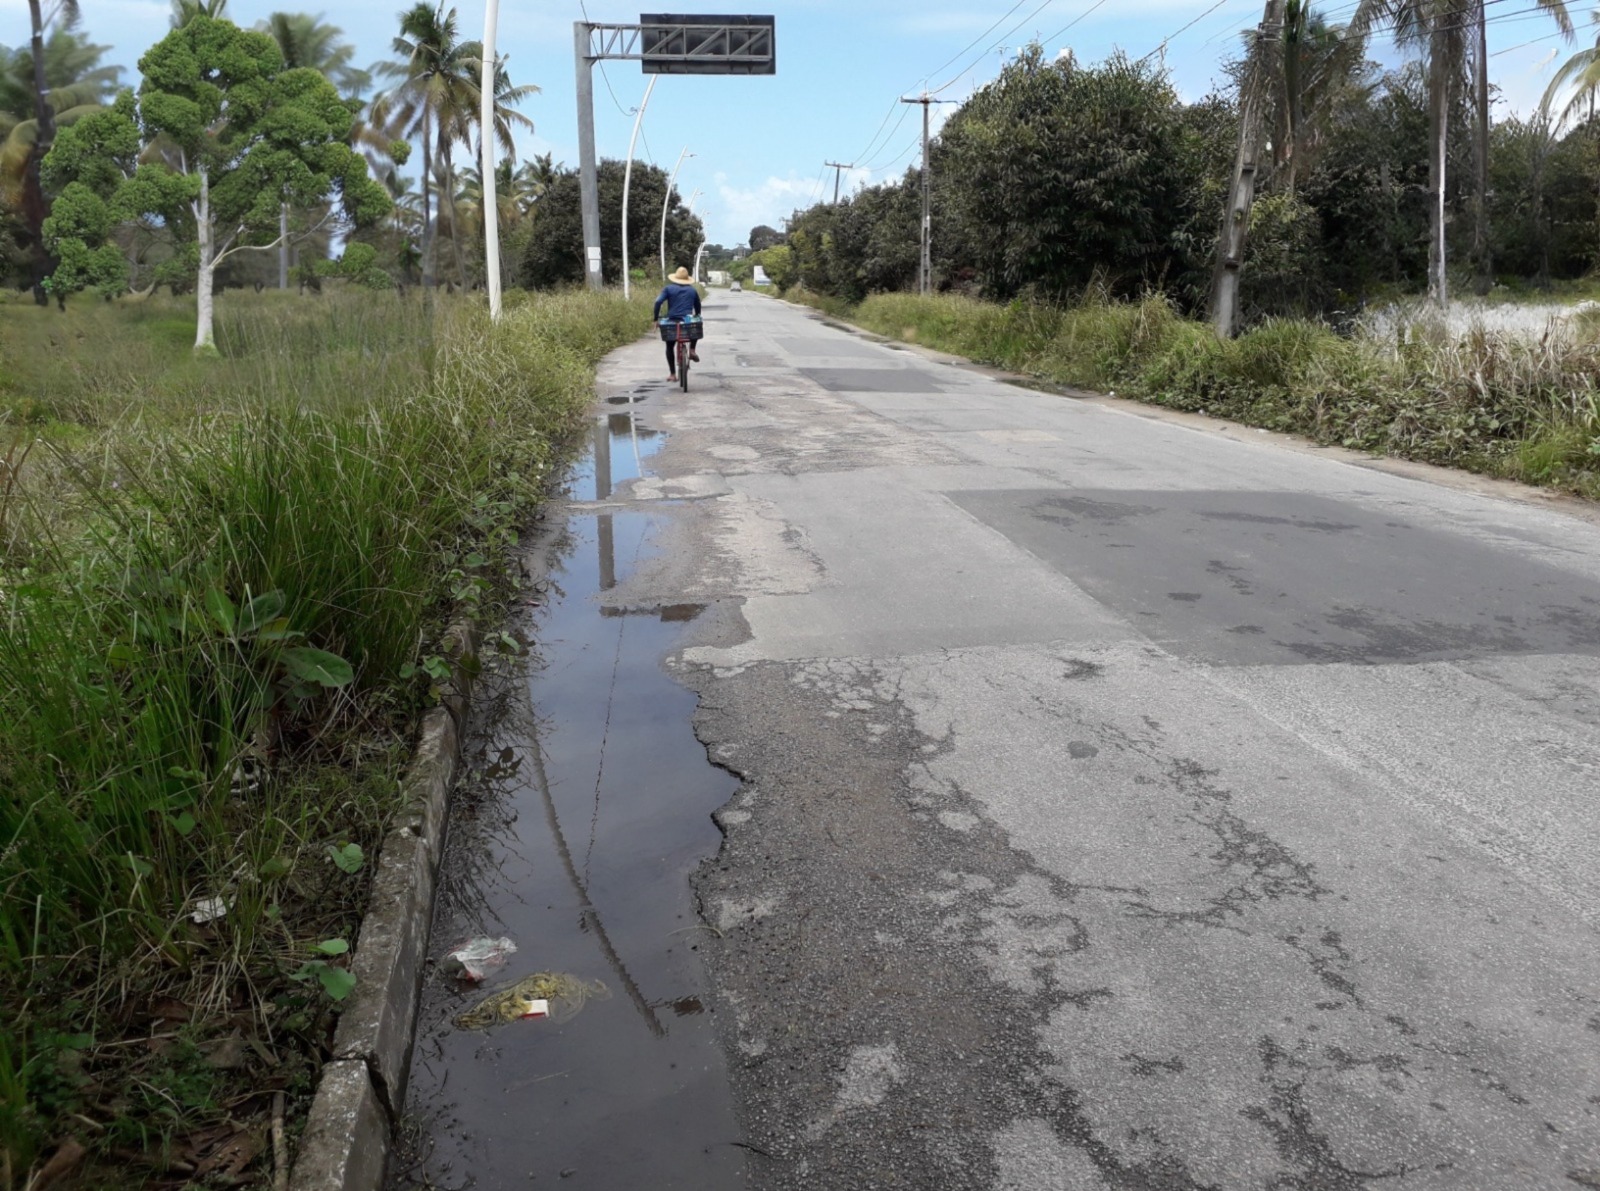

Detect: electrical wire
[921, 0, 1034, 85]
[1491, 26, 1567, 53]
[858, 101, 917, 170]
[1136, 0, 1241, 64]
[932, 0, 1064, 93]
[1041, 0, 1117, 48]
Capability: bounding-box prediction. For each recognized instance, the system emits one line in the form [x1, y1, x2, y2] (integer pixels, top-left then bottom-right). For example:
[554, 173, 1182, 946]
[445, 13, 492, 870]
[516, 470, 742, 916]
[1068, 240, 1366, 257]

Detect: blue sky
[3, 0, 1590, 246]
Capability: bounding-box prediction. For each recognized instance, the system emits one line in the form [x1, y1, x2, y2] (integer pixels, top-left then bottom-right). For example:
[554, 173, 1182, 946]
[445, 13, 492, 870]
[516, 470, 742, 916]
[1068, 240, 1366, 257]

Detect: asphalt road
[595, 292, 1600, 1190]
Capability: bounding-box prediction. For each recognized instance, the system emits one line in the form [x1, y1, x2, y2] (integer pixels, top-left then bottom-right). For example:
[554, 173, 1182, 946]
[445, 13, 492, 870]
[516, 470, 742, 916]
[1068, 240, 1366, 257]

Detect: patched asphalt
[584, 293, 1600, 1190]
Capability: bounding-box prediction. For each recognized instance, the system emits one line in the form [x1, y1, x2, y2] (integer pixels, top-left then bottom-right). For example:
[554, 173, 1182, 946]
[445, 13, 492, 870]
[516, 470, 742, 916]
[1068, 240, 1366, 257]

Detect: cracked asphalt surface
[594, 292, 1600, 1189]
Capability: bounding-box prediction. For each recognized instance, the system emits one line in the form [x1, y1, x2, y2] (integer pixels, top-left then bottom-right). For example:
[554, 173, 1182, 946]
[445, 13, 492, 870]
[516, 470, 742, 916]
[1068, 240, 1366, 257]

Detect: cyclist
[653, 266, 702, 381]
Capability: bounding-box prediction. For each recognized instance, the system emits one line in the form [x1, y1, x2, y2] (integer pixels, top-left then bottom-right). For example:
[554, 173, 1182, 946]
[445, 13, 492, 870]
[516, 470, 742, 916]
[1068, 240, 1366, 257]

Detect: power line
[921, 0, 1033, 85]
[1136, 0, 1242, 64]
[1041, 0, 1116, 47]
[859, 100, 916, 168]
[931, 0, 1063, 94]
[1491, 27, 1567, 54]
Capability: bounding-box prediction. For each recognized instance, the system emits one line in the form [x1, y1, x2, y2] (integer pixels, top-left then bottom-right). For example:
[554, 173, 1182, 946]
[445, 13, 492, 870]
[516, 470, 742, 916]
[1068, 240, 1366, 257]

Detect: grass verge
[785, 287, 1600, 499]
[0, 286, 645, 1188]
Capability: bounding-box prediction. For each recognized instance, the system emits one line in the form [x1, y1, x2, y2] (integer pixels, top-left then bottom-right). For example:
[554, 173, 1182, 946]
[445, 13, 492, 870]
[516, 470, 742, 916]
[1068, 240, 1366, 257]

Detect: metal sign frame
[574, 16, 776, 289]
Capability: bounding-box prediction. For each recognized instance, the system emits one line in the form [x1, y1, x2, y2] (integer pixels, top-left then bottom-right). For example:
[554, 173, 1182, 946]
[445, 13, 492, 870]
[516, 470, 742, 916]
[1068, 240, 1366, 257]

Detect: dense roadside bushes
[0, 288, 642, 1184]
[833, 291, 1600, 496]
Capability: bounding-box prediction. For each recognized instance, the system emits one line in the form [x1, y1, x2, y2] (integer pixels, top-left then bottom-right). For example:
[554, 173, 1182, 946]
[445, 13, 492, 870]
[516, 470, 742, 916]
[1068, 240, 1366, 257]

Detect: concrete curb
[288, 622, 478, 1191]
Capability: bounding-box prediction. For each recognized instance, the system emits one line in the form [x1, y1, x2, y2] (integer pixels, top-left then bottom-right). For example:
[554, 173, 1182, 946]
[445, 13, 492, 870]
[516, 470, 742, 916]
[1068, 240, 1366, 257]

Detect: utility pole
[1208, 0, 1285, 339]
[824, 160, 853, 204]
[900, 94, 954, 297]
[575, 22, 603, 290]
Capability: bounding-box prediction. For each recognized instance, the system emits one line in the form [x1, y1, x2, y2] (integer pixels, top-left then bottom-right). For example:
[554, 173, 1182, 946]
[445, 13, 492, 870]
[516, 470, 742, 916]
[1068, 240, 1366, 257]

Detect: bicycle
[658, 315, 703, 392]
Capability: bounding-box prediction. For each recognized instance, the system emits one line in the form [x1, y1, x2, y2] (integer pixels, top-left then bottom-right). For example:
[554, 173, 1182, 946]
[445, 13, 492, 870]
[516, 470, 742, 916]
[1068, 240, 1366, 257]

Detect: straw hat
[669, 266, 692, 283]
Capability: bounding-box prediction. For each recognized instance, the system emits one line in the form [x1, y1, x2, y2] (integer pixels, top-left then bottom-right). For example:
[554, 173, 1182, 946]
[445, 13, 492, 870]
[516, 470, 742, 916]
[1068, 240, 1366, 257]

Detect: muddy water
[390, 397, 746, 1190]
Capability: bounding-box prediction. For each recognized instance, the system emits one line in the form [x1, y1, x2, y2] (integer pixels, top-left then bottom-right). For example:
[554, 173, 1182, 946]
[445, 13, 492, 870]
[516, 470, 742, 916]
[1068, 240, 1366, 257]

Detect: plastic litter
[440, 936, 517, 982]
[190, 896, 230, 924]
[455, 972, 610, 1029]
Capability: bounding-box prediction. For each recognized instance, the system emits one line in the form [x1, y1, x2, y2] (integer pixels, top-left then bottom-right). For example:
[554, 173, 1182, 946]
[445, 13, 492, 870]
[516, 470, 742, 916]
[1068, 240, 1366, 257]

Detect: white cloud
[714, 173, 827, 241]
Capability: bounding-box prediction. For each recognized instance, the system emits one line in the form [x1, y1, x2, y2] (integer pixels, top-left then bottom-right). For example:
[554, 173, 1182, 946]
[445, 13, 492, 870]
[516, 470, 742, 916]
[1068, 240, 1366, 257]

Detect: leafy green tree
[42, 16, 389, 344]
[748, 223, 783, 251]
[517, 158, 701, 288]
[938, 47, 1206, 301]
[255, 11, 369, 287]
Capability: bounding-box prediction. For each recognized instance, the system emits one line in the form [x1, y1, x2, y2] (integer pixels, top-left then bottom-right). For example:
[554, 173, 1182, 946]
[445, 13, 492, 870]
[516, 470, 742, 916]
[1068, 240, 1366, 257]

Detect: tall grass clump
[0, 287, 644, 1182]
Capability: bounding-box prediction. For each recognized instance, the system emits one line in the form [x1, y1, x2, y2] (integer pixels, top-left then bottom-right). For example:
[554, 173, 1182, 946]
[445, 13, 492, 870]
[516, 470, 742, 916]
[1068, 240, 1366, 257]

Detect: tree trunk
[421, 108, 435, 290]
[444, 147, 467, 288]
[1427, 26, 1449, 309]
[195, 166, 217, 351]
[23, 0, 57, 291]
[278, 203, 289, 289]
[1472, 0, 1492, 296]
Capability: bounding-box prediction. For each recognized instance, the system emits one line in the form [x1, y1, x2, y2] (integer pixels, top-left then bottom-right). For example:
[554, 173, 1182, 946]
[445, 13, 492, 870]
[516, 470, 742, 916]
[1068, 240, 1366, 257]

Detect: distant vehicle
[730, 281, 742, 292]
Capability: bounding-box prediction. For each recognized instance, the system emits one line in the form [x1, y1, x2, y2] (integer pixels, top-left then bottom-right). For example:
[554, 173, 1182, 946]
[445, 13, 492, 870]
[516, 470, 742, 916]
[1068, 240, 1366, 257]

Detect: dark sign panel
[639, 14, 775, 75]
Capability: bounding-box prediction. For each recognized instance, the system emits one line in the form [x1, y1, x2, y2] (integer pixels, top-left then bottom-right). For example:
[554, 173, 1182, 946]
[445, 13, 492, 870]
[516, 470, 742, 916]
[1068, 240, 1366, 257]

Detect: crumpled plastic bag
[439, 936, 517, 982]
[455, 972, 611, 1029]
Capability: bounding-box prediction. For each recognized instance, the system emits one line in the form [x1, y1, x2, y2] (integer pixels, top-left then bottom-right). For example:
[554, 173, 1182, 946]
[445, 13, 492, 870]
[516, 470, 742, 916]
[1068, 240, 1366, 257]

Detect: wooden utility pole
[825, 161, 853, 204]
[901, 94, 954, 297]
[1209, 0, 1286, 339]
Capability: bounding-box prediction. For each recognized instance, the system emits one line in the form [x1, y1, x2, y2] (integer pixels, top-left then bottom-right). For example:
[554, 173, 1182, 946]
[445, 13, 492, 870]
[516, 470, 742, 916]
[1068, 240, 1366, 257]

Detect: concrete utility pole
[901, 95, 954, 297]
[1208, 0, 1285, 339]
[824, 160, 853, 204]
[575, 23, 603, 289]
[480, 0, 504, 319]
[660, 146, 694, 281]
[620, 75, 658, 300]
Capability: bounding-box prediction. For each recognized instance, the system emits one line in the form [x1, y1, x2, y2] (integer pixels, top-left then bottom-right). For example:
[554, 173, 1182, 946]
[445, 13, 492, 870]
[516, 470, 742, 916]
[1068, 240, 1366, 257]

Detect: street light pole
[620, 76, 657, 300]
[480, 0, 502, 319]
[660, 146, 694, 281]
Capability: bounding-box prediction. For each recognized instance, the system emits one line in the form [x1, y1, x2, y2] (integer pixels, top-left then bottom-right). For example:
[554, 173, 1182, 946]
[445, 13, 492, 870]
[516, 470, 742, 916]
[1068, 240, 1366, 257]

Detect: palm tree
[259, 12, 370, 94]
[373, 3, 464, 290]
[1, 26, 120, 191]
[169, 0, 227, 27]
[13, 0, 93, 289]
[373, 5, 535, 289]
[1271, 0, 1372, 192]
[1357, 0, 1569, 304]
[1544, 11, 1600, 264]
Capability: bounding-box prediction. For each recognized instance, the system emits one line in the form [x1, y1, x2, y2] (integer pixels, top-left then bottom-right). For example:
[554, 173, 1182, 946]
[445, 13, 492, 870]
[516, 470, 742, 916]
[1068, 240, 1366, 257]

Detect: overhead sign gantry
[574, 14, 776, 288]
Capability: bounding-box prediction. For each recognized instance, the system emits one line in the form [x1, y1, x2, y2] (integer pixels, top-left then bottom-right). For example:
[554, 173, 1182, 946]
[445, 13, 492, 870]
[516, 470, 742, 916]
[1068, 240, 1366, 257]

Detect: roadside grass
[789, 289, 1600, 500]
[0, 286, 646, 1187]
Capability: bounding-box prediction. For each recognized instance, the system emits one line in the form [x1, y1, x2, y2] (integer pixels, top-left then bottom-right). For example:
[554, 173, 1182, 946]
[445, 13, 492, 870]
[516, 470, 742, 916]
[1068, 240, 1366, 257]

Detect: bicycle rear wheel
[677, 338, 689, 391]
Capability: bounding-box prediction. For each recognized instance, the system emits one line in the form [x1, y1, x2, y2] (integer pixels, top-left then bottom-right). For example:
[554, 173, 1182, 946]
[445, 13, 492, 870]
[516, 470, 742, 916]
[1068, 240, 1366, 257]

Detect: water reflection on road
[390, 395, 745, 1190]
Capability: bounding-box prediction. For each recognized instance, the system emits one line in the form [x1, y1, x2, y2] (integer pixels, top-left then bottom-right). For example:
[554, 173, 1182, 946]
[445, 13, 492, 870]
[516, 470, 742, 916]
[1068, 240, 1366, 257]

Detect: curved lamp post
[660, 146, 694, 281]
[619, 76, 657, 299]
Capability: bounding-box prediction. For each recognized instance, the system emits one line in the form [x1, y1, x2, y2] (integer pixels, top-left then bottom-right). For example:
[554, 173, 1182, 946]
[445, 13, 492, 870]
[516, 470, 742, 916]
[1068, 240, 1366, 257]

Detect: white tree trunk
[195, 165, 217, 351]
[1428, 31, 1449, 309]
[279, 203, 289, 289]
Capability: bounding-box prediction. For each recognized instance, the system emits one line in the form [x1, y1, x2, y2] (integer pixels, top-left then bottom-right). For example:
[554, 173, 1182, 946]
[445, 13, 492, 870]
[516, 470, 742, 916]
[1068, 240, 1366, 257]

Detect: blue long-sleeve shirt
[653, 283, 702, 321]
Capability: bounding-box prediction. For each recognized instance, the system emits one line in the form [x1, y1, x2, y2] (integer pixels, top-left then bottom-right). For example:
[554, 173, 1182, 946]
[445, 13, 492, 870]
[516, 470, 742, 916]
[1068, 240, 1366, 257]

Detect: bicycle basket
[658, 319, 704, 342]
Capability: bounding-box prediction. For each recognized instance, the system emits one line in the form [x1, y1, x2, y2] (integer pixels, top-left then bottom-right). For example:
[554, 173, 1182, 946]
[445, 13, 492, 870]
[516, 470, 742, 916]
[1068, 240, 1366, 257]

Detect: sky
[3, 0, 1592, 246]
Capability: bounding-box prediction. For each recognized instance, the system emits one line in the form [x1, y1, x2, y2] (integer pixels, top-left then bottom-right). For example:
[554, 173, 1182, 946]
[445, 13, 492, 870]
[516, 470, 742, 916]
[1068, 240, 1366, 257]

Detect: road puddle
[390, 403, 744, 1190]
